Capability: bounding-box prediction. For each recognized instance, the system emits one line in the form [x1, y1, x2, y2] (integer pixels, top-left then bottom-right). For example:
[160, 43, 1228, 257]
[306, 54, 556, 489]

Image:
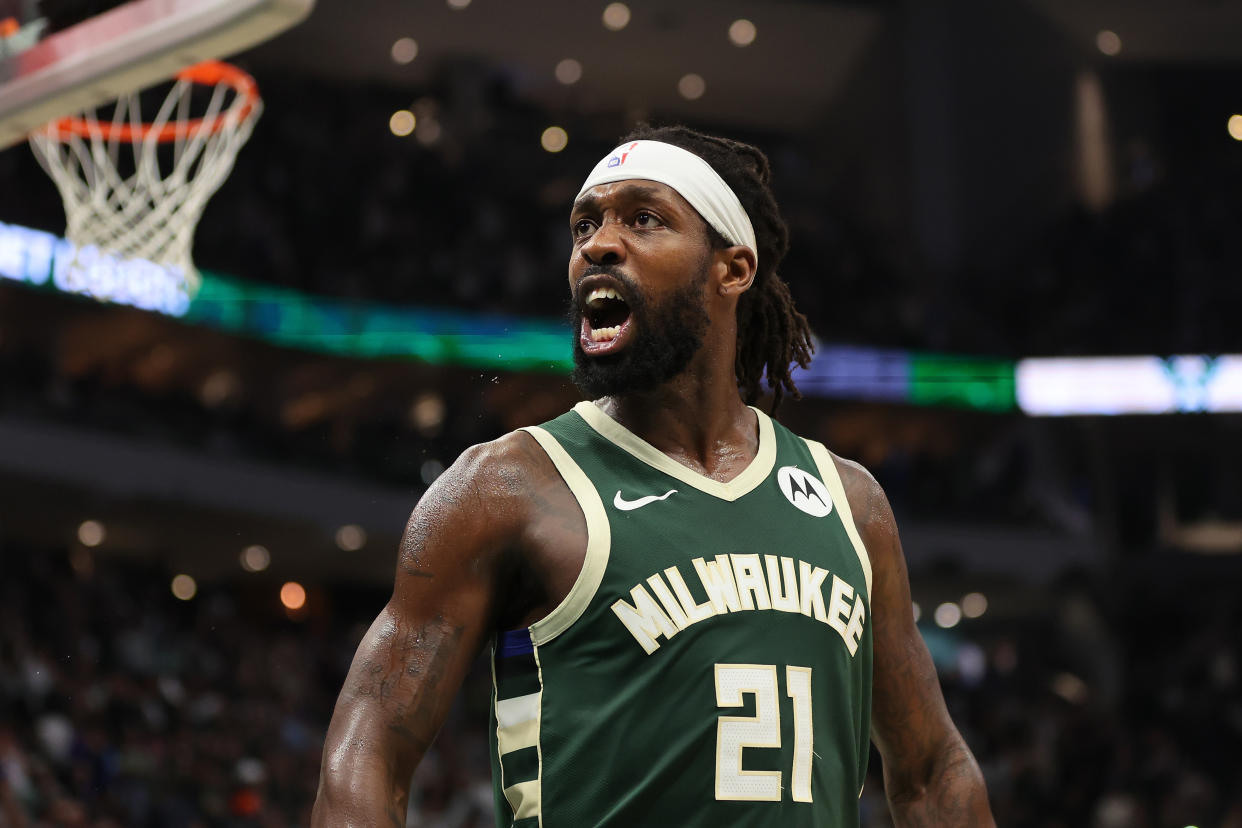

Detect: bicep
[326, 441, 527, 774]
[842, 462, 956, 774]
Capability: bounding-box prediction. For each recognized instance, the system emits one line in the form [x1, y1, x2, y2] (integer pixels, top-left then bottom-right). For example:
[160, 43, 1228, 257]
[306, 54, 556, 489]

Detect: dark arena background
[2, 1, 1242, 826]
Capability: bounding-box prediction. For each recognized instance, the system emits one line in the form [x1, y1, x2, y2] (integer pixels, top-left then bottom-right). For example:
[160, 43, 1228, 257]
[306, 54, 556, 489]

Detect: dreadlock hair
[618, 124, 813, 413]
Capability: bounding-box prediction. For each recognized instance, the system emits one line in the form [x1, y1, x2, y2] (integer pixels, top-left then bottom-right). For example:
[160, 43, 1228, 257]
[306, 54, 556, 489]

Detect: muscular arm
[836, 456, 995, 827]
[312, 434, 543, 827]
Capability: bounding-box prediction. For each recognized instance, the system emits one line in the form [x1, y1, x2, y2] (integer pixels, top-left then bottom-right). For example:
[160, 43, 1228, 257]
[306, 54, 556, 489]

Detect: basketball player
[313, 127, 994, 826]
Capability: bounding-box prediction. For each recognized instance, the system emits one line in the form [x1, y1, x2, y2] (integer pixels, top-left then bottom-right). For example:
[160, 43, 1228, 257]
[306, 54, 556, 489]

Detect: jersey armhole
[520, 425, 612, 646]
[804, 439, 873, 600]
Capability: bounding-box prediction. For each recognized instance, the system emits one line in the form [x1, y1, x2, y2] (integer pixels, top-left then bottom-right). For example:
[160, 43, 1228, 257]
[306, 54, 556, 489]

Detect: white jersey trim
[491, 653, 544, 825]
[521, 425, 612, 646]
[804, 439, 872, 600]
[572, 401, 776, 502]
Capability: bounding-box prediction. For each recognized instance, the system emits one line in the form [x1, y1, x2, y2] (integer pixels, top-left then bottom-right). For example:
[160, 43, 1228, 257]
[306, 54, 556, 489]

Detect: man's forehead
[571, 179, 691, 212]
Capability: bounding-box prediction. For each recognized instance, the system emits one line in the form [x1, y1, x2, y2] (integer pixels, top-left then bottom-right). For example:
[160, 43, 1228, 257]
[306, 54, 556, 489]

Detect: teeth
[586, 286, 623, 307]
[590, 326, 621, 342]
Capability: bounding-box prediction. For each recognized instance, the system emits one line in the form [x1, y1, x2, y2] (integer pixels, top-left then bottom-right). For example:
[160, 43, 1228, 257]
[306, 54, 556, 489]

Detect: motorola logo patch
[777, 466, 833, 518]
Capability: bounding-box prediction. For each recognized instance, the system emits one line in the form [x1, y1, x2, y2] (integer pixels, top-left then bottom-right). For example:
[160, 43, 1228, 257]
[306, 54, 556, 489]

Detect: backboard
[0, 0, 313, 149]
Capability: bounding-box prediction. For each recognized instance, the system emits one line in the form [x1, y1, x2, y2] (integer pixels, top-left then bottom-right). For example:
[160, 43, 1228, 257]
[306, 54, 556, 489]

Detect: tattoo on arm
[350, 617, 466, 766]
[319, 437, 535, 826]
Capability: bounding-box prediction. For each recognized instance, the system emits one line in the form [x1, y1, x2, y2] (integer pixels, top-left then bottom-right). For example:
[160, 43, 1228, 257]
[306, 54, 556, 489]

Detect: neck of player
[594, 330, 758, 483]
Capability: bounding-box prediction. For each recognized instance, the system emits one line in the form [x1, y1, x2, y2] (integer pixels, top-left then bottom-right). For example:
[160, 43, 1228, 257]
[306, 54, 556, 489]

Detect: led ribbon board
[0, 220, 1105, 414]
[190, 272, 572, 372]
[1016, 356, 1242, 415]
[787, 346, 1015, 412]
[0, 221, 190, 315]
[0, 220, 1019, 408]
[0, 220, 570, 371]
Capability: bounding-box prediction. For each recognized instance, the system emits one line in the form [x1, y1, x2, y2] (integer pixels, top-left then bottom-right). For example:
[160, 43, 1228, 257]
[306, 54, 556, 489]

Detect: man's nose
[581, 221, 625, 266]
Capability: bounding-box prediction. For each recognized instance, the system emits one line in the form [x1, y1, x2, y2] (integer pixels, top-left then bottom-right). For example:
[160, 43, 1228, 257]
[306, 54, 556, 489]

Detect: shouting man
[313, 126, 994, 826]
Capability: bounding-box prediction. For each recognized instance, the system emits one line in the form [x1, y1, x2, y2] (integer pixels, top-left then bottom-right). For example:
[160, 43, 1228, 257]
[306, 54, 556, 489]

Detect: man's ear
[717, 246, 757, 297]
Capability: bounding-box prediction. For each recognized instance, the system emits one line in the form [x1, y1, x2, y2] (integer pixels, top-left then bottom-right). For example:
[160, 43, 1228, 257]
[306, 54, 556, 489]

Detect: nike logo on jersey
[613, 489, 678, 511]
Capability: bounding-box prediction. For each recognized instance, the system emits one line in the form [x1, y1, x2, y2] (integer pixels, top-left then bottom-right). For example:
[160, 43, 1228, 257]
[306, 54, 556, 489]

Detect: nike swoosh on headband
[613, 489, 678, 511]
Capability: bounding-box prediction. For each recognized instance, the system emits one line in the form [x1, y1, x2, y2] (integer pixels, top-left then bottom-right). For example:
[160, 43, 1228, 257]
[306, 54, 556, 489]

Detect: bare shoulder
[827, 451, 898, 547]
[434, 428, 558, 501]
[396, 428, 559, 579]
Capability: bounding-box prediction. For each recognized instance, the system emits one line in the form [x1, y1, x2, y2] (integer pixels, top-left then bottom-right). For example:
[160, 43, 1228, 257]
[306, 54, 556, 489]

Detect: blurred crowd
[952, 152, 1242, 357]
[0, 544, 499, 828]
[1, 541, 1238, 827]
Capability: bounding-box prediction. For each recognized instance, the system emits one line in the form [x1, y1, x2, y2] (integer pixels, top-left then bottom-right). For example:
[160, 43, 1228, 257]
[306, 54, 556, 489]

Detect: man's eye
[573, 219, 596, 237]
[635, 212, 662, 228]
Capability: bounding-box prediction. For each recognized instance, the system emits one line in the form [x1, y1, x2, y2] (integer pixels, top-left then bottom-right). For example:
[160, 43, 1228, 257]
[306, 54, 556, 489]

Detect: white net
[28, 62, 262, 301]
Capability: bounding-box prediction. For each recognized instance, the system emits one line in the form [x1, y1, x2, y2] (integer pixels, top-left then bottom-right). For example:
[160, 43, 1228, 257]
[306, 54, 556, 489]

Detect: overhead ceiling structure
[244, 0, 886, 131]
[9, 0, 1242, 143]
[1029, 0, 1242, 62]
[241, 0, 1242, 138]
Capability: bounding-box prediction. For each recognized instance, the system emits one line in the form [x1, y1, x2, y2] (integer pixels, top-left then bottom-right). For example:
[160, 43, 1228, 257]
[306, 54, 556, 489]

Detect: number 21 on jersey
[714, 663, 814, 803]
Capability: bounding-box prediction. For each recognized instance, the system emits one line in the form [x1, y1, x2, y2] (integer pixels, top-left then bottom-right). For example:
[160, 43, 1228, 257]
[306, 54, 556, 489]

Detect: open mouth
[585, 287, 631, 341]
[580, 284, 634, 354]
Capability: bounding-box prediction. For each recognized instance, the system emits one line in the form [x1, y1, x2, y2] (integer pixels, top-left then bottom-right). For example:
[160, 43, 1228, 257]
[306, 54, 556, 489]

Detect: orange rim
[48, 60, 260, 143]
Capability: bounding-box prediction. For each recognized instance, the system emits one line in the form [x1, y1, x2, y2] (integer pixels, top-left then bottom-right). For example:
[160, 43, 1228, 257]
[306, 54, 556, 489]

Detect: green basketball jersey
[489, 402, 873, 827]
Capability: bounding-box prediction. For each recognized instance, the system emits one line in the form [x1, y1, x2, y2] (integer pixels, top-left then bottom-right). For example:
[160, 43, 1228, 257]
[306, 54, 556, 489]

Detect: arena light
[1229, 114, 1242, 142]
[410, 392, 446, 433]
[933, 602, 962, 629]
[555, 58, 583, 85]
[390, 37, 417, 64]
[911, 602, 921, 623]
[389, 110, 415, 137]
[171, 574, 197, 601]
[77, 519, 105, 547]
[240, 544, 271, 573]
[447, 0, 470, 8]
[602, 2, 630, 31]
[678, 73, 706, 101]
[1016, 355, 1242, 415]
[728, 19, 756, 47]
[1096, 30, 1121, 56]
[334, 524, 367, 552]
[541, 125, 569, 153]
[280, 581, 306, 611]
[961, 592, 988, 619]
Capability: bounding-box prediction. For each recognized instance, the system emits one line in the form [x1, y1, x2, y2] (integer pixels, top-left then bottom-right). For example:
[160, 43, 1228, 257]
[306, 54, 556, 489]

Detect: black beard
[568, 267, 710, 399]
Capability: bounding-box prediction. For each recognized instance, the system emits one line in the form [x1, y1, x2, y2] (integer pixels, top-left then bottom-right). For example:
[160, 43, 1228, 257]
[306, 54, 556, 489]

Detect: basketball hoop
[28, 60, 262, 304]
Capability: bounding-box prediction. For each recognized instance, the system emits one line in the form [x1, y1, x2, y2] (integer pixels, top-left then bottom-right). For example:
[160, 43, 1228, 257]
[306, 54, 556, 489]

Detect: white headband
[575, 140, 758, 267]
